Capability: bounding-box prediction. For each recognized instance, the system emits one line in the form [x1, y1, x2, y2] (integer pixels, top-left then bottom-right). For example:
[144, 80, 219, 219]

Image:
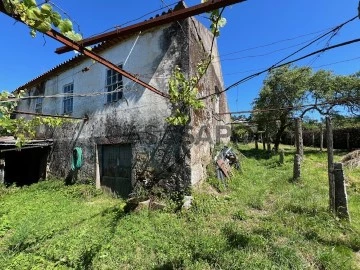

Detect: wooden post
[95, 145, 101, 189]
[266, 136, 271, 152]
[293, 154, 301, 181]
[312, 132, 315, 147]
[261, 133, 266, 150]
[279, 149, 285, 164]
[295, 118, 304, 158]
[333, 163, 350, 220]
[255, 133, 259, 150]
[326, 117, 335, 213]
[320, 126, 324, 152]
[346, 133, 350, 151]
[0, 159, 4, 184]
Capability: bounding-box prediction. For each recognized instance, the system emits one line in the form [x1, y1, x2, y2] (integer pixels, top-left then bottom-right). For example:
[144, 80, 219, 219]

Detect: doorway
[100, 144, 132, 198]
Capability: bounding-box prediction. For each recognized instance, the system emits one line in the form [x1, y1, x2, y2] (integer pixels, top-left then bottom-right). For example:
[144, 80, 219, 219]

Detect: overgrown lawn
[0, 144, 359, 269]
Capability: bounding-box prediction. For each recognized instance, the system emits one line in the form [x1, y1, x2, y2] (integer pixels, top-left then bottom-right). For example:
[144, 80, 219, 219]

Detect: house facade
[12, 15, 230, 197]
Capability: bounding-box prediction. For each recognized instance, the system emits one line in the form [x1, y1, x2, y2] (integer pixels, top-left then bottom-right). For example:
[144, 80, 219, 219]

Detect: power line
[223, 55, 360, 77]
[0, 77, 140, 103]
[219, 27, 335, 57]
[219, 97, 360, 115]
[197, 15, 359, 100]
[200, 37, 360, 100]
[270, 15, 358, 69]
[213, 35, 331, 63]
[12, 110, 87, 120]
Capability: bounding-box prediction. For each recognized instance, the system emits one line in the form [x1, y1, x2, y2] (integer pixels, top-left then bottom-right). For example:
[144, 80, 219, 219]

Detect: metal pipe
[0, 7, 168, 99]
[13, 110, 86, 120]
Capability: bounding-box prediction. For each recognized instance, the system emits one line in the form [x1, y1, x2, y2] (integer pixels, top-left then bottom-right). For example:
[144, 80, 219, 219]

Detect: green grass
[0, 144, 359, 269]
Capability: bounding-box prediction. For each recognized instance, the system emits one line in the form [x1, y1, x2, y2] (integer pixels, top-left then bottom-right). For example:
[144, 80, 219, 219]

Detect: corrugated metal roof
[15, 36, 131, 92]
[0, 136, 53, 145]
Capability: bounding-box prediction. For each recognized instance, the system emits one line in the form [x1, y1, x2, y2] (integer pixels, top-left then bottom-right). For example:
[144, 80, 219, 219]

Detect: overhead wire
[269, 15, 358, 69]
[7, 8, 360, 108]
[11, 46, 360, 105]
[199, 15, 360, 100]
[18, 3, 345, 92]
[218, 97, 360, 115]
[219, 27, 335, 57]
[213, 34, 333, 63]
[1, 74, 143, 103]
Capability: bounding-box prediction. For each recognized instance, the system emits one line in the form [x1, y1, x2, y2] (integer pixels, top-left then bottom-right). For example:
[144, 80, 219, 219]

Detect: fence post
[333, 163, 350, 220]
[261, 132, 266, 150]
[293, 154, 301, 181]
[295, 118, 304, 158]
[255, 133, 259, 150]
[347, 133, 351, 151]
[311, 132, 315, 147]
[326, 117, 335, 213]
[320, 125, 324, 152]
[0, 159, 4, 184]
[279, 149, 285, 164]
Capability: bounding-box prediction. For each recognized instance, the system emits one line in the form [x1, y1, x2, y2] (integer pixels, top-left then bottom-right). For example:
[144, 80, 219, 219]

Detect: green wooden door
[101, 144, 132, 198]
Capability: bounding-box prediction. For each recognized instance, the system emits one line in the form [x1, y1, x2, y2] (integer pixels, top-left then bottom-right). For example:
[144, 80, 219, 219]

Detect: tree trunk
[295, 118, 303, 158]
[293, 154, 301, 181]
[320, 126, 324, 152]
[274, 126, 286, 153]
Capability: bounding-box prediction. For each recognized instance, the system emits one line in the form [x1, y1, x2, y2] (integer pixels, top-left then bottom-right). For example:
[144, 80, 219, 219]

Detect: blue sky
[1, 0, 360, 114]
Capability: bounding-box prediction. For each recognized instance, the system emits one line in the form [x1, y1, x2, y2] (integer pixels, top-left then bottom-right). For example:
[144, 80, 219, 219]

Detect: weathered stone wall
[187, 18, 230, 185]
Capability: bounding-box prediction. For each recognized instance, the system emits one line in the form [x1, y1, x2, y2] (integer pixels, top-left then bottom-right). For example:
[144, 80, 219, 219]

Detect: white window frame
[105, 64, 123, 103]
[63, 83, 74, 114]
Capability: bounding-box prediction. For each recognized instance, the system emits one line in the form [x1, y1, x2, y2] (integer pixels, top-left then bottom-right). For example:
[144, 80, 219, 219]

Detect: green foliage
[201, 0, 227, 37]
[253, 65, 312, 151]
[0, 91, 68, 147]
[308, 70, 360, 115]
[332, 115, 360, 129]
[166, 61, 208, 126]
[0, 147, 359, 269]
[252, 65, 360, 151]
[2, 0, 82, 41]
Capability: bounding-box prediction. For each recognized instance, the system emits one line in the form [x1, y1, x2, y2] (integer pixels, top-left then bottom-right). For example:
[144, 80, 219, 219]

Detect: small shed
[0, 137, 52, 186]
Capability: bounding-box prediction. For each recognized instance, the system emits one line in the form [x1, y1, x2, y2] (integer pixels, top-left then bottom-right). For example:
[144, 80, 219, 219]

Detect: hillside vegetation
[0, 145, 359, 269]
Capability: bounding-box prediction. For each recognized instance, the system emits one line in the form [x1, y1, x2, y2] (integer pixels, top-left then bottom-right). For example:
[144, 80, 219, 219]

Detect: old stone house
[5, 8, 230, 197]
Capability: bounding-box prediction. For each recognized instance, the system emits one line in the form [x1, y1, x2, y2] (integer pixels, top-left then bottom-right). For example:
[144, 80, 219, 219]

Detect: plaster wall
[17, 18, 230, 193]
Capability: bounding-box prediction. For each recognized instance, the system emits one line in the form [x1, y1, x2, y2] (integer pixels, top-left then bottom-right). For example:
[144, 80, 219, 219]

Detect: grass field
[0, 144, 359, 269]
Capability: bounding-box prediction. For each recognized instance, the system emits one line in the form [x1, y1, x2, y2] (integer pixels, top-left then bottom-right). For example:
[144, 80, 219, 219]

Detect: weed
[0, 145, 359, 269]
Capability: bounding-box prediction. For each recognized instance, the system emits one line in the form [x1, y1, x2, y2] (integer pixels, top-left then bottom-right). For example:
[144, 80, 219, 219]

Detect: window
[106, 65, 123, 103]
[34, 97, 43, 113]
[63, 83, 74, 114]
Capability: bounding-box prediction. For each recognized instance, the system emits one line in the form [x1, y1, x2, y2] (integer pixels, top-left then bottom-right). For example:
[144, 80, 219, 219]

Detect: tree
[252, 65, 360, 152]
[252, 65, 311, 152]
[305, 70, 360, 116]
